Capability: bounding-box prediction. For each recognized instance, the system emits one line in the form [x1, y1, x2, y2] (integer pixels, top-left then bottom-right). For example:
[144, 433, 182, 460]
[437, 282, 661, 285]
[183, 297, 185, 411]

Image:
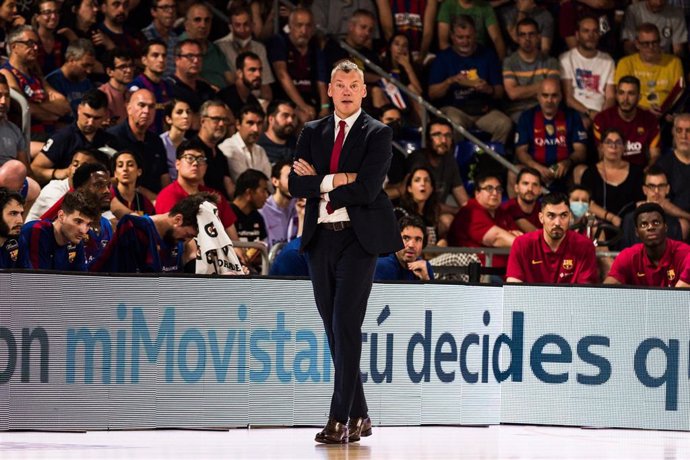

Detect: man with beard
[129, 39, 174, 134]
[193, 100, 234, 199]
[593, 75, 660, 168]
[606, 203, 690, 287]
[374, 215, 434, 281]
[217, 51, 263, 119]
[142, 0, 179, 78]
[32, 89, 113, 184]
[0, 188, 24, 269]
[96, 0, 143, 54]
[506, 192, 598, 284]
[107, 88, 170, 201]
[501, 167, 543, 233]
[93, 192, 215, 273]
[407, 118, 468, 211]
[19, 190, 99, 271]
[259, 160, 297, 249]
[219, 105, 271, 194]
[258, 99, 297, 164]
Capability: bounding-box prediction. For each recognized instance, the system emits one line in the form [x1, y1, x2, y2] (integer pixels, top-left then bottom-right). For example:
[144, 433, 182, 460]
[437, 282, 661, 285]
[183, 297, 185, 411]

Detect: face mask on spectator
[570, 201, 589, 219]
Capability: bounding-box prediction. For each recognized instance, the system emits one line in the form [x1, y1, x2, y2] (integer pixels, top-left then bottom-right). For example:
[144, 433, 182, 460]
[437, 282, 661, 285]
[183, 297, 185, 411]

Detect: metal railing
[232, 240, 270, 275]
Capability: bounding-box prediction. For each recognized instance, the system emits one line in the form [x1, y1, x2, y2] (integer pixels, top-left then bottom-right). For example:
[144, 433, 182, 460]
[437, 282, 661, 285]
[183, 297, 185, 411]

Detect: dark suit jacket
[288, 112, 403, 256]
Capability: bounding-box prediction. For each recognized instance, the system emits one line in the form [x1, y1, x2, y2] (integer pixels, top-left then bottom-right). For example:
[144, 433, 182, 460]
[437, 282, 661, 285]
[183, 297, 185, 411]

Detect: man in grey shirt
[622, 0, 688, 56]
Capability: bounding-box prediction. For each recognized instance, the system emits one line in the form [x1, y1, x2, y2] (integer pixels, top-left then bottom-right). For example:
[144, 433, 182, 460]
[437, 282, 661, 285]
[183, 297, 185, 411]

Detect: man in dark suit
[289, 60, 402, 444]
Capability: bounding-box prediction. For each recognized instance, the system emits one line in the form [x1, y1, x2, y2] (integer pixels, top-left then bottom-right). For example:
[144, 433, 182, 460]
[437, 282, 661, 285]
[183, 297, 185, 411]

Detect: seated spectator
[506, 191, 598, 283]
[378, 105, 409, 202]
[621, 0, 687, 57]
[580, 128, 645, 228]
[0, 0, 23, 56]
[110, 150, 156, 218]
[559, 16, 615, 128]
[217, 51, 263, 119]
[160, 99, 192, 180]
[45, 38, 96, 121]
[259, 160, 298, 250]
[257, 99, 297, 164]
[0, 73, 31, 175]
[592, 75, 661, 168]
[155, 139, 237, 237]
[268, 197, 308, 276]
[268, 7, 329, 125]
[436, 0, 506, 60]
[380, 33, 424, 123]
[605, 203, 690, 286]
[219, 105, 271, 193]
[448, 171, 522, 268]
[375, 215, 435, 281]
[32, 88, 112, 184]
[181, 2, 230, 88]
[502, 17, 559, 122]
[500, 0, 554, 55]
[141, 0, 179, 78]
[171, 39, 218, 119]
[618, 166, 687, 249]
[656, 113, 690, 211]
[312, 0, 381, 40]
[380, 0, 437, 63]
[429, 15, 511, 146]
[394, 166, 445, 246]
[514, 78, 587, 189]
[93, 192, 214, 273]
[558, 0, 618, 56]
[0, 25, 70, 139]
[193, 100, 234, 199]
[38, 162, 111, 221]
[128, 39, 174, 134]
[0, 188, 24, 269]
[501, 166, 543, 233]
[0, 160, 39, 214]
[33, 0, 68, 75]
[58, 0, 99, 43]
[107, 88, 171, 201]
[231, 169, 269, 271]
[615, 23, 683, 117]
[98, 48, 135, 126]
[19, 190, 99, 271]
[96, 0, 144, 54]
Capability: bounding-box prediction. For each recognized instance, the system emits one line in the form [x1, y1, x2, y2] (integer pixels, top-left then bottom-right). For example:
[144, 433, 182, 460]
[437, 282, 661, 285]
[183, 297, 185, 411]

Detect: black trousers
[306, 226, 377, 423]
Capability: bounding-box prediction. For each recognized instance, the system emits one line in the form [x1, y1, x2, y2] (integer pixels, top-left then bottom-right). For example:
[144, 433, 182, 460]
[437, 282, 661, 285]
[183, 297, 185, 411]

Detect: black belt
[319, 221, 352, 231]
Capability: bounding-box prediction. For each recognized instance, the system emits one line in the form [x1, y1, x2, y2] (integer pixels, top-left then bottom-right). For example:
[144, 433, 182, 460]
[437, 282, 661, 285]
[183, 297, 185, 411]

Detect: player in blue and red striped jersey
[0, 188, 24, 269]
[19, 190, 100, 271]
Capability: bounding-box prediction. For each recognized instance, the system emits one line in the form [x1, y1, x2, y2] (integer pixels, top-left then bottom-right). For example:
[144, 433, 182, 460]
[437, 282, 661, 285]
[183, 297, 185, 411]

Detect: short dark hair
[541, 191, 569, 207]
[228, 4, 251, 17]
[474, 170, 502, 189]
[568, 184, 591, 201]
[425, 118, 452, 141]
[169, 192, 217, 228]
[634, 202, 666, 226]
[399, 214, 428, 247]
[237, 104, 265, 123]
[176, 138, 207, 159]
[516, 166, 543, 186]
[618, 75, 641, 92]
[516, 17, 539, 33]
[103, 48, 134, 72]
[378, 103, 402, 118]
[236, 50, 260, 70]
[71, 148, 112, 172]
[61, 190, 100, 221]
[451, 14, 475, 31]
[72, 163, 109, 190]
[175, 38, 201, 56]
[80, 89, 108, 110]
[0, 187, 24, 211]
[643, 165, 667, 183]
[234, 169, 268, 198]
[271, 160, 291, 180]
[265, 99, 295, 118]
[143, 38, 167, 56]
[0, 73, 8, 86]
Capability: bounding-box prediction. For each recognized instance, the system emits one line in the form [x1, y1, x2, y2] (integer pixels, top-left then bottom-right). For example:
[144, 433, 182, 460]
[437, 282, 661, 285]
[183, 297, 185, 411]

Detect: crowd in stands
[2, 0, 690, 287]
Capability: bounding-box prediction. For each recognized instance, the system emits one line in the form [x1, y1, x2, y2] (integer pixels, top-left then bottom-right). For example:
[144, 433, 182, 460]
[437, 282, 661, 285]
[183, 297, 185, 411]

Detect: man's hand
[293, 159, 317, 176]
[407, 260, 430, 280]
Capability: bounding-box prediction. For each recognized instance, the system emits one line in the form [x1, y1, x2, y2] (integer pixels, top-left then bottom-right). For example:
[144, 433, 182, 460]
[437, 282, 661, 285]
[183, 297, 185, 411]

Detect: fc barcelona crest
[562, 259, 573, 270]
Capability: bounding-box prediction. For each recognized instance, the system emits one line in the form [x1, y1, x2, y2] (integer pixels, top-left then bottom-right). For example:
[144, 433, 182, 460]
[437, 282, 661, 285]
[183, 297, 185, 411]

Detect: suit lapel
[338, 112, 366, 170]
[322, 116, 335, 173]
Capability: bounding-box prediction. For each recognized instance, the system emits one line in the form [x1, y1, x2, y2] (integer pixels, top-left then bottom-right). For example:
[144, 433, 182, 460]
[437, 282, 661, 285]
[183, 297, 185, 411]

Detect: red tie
[327, 120, 347, 214]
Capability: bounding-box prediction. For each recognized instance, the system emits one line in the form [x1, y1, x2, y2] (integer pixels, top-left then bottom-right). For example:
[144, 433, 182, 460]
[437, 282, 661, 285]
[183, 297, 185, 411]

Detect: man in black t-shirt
[230, 169, 269, 272]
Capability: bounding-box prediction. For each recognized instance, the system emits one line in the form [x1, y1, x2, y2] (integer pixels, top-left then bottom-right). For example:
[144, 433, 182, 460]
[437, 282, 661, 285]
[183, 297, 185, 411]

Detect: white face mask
[570, 201, 589, 219]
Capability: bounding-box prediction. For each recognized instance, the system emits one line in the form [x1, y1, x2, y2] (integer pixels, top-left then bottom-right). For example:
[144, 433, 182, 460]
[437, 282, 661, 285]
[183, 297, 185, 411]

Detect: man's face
[237, 112, 263, 146]
[450, 26, 476, 56]
[475, 177, 503, 210]
[143, 44, 167, 75]
[200, 105, 229, 143]
[575, 18, 600, 51]
[249, 179, 270, 210]
[272, 165, 291, 199]
[102, 0, 129, 25]
[185, 5, 211, 40]
[0, 83, 10, 119]
[230, 12, 252, 40]
[68, 152, 96, 179]
[616, 82, 640, 113]
[397, 225, 424, 263]
[167, 215, 198, 243]
[328, 69, 367, 119]
[270, 104, 296, 139]
[108, 57, 135, 85]
[643, 174, 670, 203]
[152, 0, 176, 29]
[647, 0, 665, 13]
[239, 57, 262, 90]
[348, 15, 374, 48]
[175, 43, 202, 78]
[636, 30, 661, 62]
[516, 24, 539, 54]
[288, 11, 313, 47]
[12, 31, 39, 64]
[70, 53, 95, 80]
[515, 172, 541, 205]
[537, 80, 561, 117]
[539, 202, 570, 242]
[77, 103, 106, 135]
[114, 153, 141, 186]
[57, 210, 92, 245]
[673, 118, 690, 155]
[635, 211, 667, 248]
[127, 90, 156, 130]
[176, 148, 207, 182]
[0, 199, 24, 238]
[428, 123, 453, 156]
[84, 170, 112, 210]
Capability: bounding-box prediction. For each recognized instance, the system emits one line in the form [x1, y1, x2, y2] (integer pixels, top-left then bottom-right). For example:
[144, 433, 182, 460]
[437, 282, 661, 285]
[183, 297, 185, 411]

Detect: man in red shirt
[501, 166, 543, 233]
[448, 172, 521, 268]
[506, 192, 598, 283]
[592, 75, 660, 168]
[605, 203, 690, 287]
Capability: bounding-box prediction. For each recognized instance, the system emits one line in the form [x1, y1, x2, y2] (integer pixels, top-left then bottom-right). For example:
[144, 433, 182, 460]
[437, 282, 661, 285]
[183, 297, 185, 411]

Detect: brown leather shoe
[347, 416, 372, 442]
[315, 418, 349, 444]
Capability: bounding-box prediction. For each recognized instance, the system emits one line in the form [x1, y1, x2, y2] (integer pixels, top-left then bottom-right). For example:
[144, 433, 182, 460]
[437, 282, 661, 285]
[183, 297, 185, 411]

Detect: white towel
[195, 201, 243, 275]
